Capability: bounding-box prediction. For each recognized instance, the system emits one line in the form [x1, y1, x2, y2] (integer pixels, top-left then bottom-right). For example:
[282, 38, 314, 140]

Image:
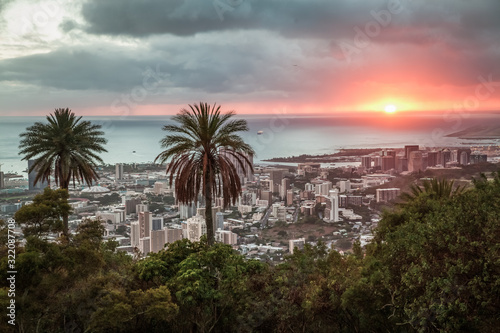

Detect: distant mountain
[446, 125, 500, 139]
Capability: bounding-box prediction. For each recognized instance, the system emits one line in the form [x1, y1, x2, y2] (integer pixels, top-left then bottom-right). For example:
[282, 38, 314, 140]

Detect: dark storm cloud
[80, 0, 500, 45]
[0, 49, 145, 91]
[80, 0, 378, 38]
[0, 35, 307, 95]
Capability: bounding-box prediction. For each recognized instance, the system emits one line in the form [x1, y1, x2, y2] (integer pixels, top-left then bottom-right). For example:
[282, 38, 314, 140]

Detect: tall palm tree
[155, 103, 254, 245]
[19, 108, 107, 235]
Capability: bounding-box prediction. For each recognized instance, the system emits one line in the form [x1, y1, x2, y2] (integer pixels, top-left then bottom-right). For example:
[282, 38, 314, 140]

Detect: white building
[216, 230, 238, 245]
[315, 181, 332, 196]
[305, 183, 315, 192]
[289, 238, 305, 254]
[186, 215, 207, 242]
[139, 237, 150, 256]
[329, 189, 340, 222]
[150, 229, 166, 253]
[136, 203, 149, 213]
[139, 211, 152, 238]
[130, 222, 140, 248]
[339, 180, 351, 193]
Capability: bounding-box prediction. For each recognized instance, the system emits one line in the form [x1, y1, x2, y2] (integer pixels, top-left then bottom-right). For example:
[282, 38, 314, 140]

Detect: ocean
[1, 112, 500, 177]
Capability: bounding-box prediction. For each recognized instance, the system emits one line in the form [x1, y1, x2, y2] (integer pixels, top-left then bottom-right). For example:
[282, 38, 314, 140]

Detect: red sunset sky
[0, 0, 499, 116]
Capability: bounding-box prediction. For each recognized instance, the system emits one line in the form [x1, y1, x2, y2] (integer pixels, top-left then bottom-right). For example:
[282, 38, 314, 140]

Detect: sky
[1, 0, 500, 116]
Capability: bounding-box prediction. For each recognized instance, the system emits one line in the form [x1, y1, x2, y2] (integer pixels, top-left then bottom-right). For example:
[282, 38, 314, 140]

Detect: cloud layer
[0, 0, 499, 115]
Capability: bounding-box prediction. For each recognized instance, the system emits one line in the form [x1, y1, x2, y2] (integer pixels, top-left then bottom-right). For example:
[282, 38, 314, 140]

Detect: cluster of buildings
[360, 145, 489, 174]
[2, 143, 498, 259]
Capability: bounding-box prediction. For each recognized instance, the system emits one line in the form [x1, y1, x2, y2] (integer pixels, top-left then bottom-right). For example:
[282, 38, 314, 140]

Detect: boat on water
[257, 130, 263, 135]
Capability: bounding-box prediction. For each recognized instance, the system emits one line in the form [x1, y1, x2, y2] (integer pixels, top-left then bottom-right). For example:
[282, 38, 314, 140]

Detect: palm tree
[19, 108, 107, 235]
[400, 178, 466, 204]
[155, 102, 254, 245]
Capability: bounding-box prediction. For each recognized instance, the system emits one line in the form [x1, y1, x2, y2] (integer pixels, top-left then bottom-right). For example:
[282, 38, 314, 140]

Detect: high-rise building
[372, 156, 383, 170]
[166, 228, 183, 244]
[382, 156, 396, 171]
[138, 211, 152, 238]
[136, 203, 149, 213]
[215, 212, 224, 231]
[139, 237, 150, 256]
[328, 189, 339, 222]
[186, 215, 207, 242]
[220, 149, 254, 183]
[125, 197, 142, 215]
[408, 151, 425, 172]
[304, 183, 315, 192]
[260, 190, 272, 202]
[115, 163, 124, 180]
[385, 150, 396, 158]
[315, 181, 332, 196]
[361, 156, 372, 169]
[376, 188, 401, 202]
[339, 180, 351, 193]
[405, 145, 419, 159]
[150, 229, 166, 253]
[457, 148, 471, 165]
[197, 206, 221, 225]
[130, 222, 140, 248]
[269, 169, 284, 186]
[153, 182, 164, 195]
[286, 190, 294, 206]
[28, 159, 49, 191]
[427, 151, 439, 167]
[440, 149, 452, 167]
[152, 217, 163, 231]
[216, 230, 238, 245]
[0, 172, 4, 189]
[280, 178, 291, 199]
[396, 157, 408, 172]
[179, 202, 197, 219]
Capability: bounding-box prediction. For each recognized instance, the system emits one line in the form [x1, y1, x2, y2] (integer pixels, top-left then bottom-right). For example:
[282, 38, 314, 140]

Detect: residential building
[186, 215, 207, 242]
[139, 211, 152, 238]
[289, 238, 305, 254]
[376, 188, 401, 202]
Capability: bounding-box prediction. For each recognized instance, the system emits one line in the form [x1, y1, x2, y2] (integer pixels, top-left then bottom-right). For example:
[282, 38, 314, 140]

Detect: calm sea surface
[1, 113, 500, 176]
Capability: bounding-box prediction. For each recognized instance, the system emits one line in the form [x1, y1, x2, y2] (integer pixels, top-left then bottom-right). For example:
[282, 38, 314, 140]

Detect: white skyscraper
[329, 189, 340, 222]
[115, 163, 124, 180]
[130, 222, 140, 248]
[186, 215, 207, 242]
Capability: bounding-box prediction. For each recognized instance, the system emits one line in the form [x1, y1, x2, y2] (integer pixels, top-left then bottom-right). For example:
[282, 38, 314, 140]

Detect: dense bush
[1, 173, 499, 332]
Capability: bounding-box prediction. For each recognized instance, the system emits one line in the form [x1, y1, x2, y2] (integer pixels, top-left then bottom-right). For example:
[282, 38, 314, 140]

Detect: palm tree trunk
[61, 181, 69, 237]
[204, 171, 215, 246]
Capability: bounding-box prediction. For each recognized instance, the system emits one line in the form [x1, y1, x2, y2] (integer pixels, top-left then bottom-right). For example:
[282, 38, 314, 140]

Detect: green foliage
[14, 187, 71, 237]
[2, 173, 500, 332]
[18, 108, 107, 190]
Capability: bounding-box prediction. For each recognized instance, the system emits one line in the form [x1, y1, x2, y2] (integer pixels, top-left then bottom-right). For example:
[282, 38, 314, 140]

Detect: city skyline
[1, 0, 499, 116]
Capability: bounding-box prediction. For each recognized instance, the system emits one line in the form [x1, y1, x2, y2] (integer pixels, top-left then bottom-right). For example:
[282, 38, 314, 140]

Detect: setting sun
[384, 104, 397, 113]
